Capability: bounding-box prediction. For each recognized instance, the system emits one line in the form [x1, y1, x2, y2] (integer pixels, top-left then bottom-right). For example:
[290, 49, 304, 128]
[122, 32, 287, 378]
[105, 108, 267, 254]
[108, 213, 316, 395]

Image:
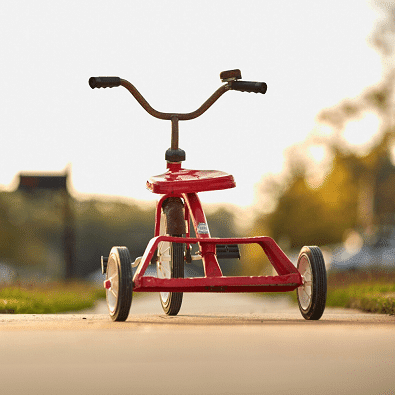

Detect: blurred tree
[316, 0, 395, 234]
[262, 147, 359, 249]
[0, 189, 239, 280]
[73, 198, 154, 277]
[256, 132, 395, 251]
[251, 1, 395, 255]
[0, 190, 156, 279]
[0, 193, 20, 263]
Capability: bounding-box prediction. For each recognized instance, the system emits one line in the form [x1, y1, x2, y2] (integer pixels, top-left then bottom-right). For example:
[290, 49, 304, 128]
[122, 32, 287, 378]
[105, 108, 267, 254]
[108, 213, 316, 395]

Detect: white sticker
[197, 223, 209, 234]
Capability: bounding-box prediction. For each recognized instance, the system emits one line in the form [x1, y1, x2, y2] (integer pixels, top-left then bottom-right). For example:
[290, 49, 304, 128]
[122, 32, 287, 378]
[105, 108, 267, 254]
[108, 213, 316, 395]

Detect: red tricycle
[89, 69, 327, 321]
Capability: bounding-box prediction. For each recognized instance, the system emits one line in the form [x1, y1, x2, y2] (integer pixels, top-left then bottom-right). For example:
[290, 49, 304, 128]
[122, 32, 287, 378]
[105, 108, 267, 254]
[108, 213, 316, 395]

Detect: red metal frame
[133, 164, 303, 293]
[133, 235, 301, 293]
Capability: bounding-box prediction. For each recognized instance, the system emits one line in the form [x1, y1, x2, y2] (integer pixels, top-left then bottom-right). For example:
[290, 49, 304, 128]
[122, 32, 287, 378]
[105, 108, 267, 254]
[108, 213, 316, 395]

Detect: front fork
[155, 192, 223, 277]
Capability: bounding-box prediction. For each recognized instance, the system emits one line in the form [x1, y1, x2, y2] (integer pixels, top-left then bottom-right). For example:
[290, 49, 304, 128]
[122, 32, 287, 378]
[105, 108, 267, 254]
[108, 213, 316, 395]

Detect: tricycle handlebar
[89, 71, 267, 121]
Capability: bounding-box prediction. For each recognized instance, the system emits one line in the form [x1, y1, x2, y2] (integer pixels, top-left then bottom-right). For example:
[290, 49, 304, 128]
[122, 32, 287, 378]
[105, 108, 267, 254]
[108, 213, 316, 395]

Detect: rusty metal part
[171, 116, 179, 150]
[120, 79, 230, 121]
[220, 69, 242, 82]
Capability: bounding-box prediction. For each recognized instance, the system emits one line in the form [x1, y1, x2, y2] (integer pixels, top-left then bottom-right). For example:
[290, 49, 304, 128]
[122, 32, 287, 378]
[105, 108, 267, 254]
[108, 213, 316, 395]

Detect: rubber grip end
[89, 77, 121, 89]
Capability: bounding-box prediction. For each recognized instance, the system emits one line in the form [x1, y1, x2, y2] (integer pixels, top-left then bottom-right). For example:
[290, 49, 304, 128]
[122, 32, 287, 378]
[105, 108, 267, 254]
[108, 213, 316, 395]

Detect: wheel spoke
[302, 288, 311, 300]
[160, 245, 171, 255]
[108, 273, 119, 293]
[159, 264, 171, 276]
[109, 273, 118, 282]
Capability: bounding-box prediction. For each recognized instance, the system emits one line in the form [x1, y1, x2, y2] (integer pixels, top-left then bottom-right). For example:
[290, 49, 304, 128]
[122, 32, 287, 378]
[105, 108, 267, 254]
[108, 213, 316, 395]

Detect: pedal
[216, 244, 240, 259]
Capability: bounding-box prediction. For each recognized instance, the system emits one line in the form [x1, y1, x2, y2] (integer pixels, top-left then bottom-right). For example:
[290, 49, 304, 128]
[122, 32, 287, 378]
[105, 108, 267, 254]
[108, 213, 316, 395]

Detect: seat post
[165, 116, 186, 163]
[171, 116, 179, 150]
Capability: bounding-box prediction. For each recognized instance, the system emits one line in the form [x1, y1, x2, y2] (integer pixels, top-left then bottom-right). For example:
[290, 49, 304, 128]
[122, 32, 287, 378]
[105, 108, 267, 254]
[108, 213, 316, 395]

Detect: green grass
[326, 270, 395, 315]
[326, 282, 395, 314]
[0, 282, 106, 314]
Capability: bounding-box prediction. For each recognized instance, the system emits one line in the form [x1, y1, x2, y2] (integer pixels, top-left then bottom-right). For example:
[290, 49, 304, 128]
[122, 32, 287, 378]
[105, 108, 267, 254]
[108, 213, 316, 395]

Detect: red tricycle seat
[146, 167, 236, 195]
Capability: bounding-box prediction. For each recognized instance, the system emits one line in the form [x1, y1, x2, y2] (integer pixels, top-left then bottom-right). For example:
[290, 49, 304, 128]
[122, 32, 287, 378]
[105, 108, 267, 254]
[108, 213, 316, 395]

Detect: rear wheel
[157, 198, 185, 315]
[106, 246, 133, 321]
[297, 246, 327, 320]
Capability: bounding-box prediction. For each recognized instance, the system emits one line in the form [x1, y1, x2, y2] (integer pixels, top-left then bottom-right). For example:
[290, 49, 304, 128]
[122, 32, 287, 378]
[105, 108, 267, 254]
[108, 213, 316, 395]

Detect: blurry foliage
[265, 152, 359, 248]
[257, 120, 395, 251]
[73, 198, 154, 278]
[253, 0, 395, 252]
[0, 190, 155, 278]
[0, 189, 238, 280]
[0, 191, 64, 268]
[370, 0, 395, 59]
[261, 141, 395, 249]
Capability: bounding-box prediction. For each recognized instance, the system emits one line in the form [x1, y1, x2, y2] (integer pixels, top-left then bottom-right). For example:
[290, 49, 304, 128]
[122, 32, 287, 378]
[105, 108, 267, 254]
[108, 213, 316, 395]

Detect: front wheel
[296, 246, 327, 320]
[106, 246, 133, 321]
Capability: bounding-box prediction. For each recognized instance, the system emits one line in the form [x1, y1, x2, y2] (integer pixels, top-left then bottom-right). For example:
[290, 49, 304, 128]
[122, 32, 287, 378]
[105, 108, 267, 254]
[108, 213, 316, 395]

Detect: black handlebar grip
[230, 81, 267, 94]
[89, 77, 121, 89]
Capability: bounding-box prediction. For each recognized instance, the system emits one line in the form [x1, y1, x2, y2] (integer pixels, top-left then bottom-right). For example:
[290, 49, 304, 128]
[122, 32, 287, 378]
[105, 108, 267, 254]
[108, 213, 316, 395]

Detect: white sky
[0, 0, 382, 208]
